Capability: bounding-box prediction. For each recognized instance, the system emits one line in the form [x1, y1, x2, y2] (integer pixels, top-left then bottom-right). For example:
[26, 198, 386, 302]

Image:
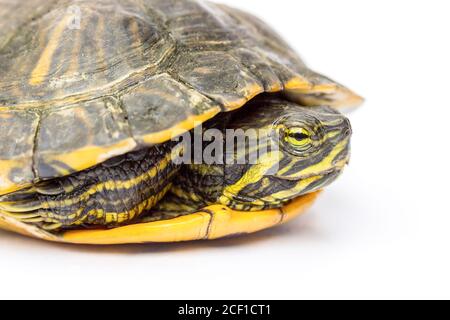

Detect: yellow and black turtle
[0, 0, 362, 244]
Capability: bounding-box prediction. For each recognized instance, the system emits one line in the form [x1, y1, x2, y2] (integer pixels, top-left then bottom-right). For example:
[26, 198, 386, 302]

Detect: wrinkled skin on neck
[157, 95, 352, 212]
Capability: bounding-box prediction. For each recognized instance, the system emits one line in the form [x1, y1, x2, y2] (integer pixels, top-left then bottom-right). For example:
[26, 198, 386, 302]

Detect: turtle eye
[284, 127, 313, 151]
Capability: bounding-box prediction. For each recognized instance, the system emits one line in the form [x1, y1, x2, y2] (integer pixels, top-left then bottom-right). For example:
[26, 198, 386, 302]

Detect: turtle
[0, 0, 363, 245]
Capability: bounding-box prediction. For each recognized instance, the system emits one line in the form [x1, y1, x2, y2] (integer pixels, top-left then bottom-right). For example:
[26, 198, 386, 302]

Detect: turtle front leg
[0, 145, 180, 230]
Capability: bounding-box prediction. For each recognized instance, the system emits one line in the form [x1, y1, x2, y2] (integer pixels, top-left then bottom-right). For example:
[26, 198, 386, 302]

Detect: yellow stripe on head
[280, 138, 349, 180]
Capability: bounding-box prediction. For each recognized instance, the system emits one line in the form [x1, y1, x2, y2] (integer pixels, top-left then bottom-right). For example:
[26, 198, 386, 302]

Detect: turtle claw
[0, 182, 65, 203]
[42, 223, 62, 231]
[0, 210, 45, 226]
[0, 188, 36, 202]
[0, 199, 42, 213]
[0, 211, 42, 220]
[35, 184, 64, 196]
[21, 217, 45, 223]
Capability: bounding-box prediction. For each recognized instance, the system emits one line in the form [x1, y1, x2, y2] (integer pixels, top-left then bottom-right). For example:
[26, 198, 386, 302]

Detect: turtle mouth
[280, 166, 346, 182]
[277, 152, 350, 182]
[220, 167, 346, 210]
[275, 167, 346, 201]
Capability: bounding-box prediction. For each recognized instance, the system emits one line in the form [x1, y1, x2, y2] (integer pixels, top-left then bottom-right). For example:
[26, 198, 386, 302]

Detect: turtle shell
[0, 0, 362, 244]
[0, 0, 362, 196]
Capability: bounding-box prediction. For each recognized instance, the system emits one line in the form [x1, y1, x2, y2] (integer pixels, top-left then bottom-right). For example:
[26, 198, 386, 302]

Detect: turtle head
[219, 99, 352, 209]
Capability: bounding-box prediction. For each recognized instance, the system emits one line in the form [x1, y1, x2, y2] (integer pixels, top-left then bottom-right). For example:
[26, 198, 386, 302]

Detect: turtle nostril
[344, 128, 352, 137]
[343, 119, 353, 137]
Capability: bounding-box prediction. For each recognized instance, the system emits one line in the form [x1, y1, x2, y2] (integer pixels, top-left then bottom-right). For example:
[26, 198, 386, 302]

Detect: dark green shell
[0, 0, 362, 195]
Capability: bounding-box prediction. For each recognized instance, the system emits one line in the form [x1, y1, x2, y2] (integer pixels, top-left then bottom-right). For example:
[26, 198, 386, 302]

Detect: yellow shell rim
[0, 191, 320, 245]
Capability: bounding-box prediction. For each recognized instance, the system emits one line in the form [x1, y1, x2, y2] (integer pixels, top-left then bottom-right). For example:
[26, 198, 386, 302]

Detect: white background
[1, 0, 449, 300]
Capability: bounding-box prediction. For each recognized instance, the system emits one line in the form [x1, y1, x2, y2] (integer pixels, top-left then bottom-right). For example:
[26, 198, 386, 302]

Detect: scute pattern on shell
[0, 0, 362, 195]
